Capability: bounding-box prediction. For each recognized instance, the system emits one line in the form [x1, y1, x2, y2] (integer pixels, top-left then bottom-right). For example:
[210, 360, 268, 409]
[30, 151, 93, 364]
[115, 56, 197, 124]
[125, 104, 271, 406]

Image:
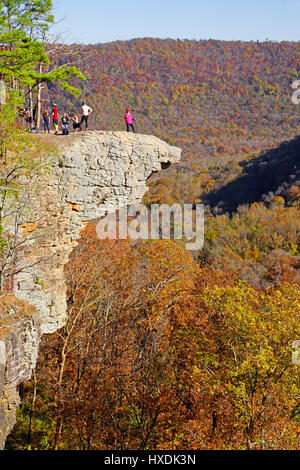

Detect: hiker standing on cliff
[124, 109, 135, 133]
[52, 103, 59, 135]
[80, 101, 93, 131]
[71, 114, 80, 132]
[62, 113, 69, 135]
[43, 109, 50, 134]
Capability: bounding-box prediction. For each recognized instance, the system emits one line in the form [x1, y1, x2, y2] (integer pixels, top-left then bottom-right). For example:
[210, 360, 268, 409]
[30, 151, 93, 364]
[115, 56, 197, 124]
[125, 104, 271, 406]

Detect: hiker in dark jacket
[62, 113, 69, 135]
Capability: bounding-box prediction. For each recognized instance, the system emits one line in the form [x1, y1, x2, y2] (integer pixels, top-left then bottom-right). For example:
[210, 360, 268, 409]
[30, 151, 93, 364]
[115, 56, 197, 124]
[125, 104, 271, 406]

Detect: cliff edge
[0, 131, 182, 448]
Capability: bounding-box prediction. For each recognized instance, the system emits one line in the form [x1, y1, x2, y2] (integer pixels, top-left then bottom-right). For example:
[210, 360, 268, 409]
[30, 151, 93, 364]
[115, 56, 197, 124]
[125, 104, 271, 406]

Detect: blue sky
[52, 0, 300, 44]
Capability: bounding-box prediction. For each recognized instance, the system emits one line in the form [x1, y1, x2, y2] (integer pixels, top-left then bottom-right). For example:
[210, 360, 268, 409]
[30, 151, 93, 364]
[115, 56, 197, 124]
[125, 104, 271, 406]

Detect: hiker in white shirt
[80, 101, 93, 131]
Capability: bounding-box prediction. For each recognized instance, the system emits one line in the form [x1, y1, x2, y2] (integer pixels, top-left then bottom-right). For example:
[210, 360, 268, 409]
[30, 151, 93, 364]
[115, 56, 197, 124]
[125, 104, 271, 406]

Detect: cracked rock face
[0, 296, 41, 449]
[0, 131, 181, 448]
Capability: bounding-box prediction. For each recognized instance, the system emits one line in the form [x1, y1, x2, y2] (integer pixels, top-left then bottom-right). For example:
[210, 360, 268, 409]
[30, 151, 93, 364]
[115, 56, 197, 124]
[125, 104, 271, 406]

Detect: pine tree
[0, 1, 85, 126]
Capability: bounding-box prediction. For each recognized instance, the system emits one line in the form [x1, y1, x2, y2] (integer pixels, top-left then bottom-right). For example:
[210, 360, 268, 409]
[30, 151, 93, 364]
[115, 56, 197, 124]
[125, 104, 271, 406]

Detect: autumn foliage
[7, 226, 300, 450]
[45, 39, 300, 209]
[5, 37, 300, 451]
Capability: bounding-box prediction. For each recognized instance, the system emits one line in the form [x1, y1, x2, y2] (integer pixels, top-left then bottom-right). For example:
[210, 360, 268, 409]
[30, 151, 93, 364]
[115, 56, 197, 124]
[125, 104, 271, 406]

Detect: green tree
[0, 91, 56, 286]
[0, 0, 85, 126]
[184, 281, 300, 450]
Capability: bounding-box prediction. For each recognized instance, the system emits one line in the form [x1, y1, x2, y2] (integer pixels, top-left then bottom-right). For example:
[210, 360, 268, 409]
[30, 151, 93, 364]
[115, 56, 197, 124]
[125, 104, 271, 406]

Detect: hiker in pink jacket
[124, 108, 135, 133]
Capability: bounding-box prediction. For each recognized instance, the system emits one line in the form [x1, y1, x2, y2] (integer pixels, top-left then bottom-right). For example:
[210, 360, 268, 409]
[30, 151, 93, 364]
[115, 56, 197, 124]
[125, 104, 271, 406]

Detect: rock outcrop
[0, 131, 181, 448]
[0, 296, 41, 449]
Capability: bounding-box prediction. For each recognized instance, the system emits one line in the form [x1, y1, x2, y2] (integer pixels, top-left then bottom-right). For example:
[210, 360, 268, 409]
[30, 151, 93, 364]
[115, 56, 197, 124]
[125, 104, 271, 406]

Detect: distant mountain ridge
[45, 38, 300, 206]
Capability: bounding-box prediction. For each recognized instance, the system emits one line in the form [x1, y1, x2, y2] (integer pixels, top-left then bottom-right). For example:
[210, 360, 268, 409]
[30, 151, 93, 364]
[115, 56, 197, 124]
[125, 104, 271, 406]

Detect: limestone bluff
[0, 131, 181, 448]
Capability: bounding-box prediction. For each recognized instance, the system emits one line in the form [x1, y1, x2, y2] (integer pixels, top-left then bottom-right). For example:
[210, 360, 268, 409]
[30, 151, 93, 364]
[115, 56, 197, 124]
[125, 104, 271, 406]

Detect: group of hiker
[42, 101, 93, 135]
[41, 103, 136, 135]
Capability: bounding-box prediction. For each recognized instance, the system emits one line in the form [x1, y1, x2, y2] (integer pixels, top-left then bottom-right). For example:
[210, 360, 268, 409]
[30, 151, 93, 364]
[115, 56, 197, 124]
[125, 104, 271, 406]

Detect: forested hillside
[45, 37, 300, 286]
[46, 38, 300, 206]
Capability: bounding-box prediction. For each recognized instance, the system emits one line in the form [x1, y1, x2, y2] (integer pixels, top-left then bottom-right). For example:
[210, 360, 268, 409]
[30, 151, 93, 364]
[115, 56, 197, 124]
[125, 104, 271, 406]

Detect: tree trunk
[27, 369, 37, 444]
[53, 415, 63, 450]
[29, 88, 34, 130]
[36, 65, 43, 130]
[53, 337, 68, 450]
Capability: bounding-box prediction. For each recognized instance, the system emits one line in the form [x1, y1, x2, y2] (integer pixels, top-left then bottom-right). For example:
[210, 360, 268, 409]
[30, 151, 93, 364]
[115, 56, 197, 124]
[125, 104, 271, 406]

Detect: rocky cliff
[0, 131, 181, 448]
